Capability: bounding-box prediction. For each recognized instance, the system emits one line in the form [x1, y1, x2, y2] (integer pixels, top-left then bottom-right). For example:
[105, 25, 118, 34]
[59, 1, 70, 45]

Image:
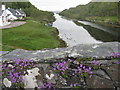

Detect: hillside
[60, 2, 119, 25]
[5, 2, 55, 24]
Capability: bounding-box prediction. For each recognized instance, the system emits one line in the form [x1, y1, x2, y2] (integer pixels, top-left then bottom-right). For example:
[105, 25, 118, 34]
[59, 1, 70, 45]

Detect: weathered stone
[0, 51, 9, 56]
[72, 42, 119, 58]
[86, 75, 114, 88]
[58, 76, 67, 85]
[117, 87, 120, 90]
[35, 63, 50, 72]
[107, 64, 120, 82]
[34, 63, 64, 86]
[93, 69, 111, 80]
[2, 42, 119, 62]
[45, 70, 57, 84]
[102, 64, 120, 87]
[73, 60, 80, 65]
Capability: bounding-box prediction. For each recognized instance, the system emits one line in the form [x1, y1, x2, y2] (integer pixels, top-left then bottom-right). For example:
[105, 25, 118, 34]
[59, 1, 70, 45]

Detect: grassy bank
[2, 20, 66, 51]
[84, 16, 119, 27]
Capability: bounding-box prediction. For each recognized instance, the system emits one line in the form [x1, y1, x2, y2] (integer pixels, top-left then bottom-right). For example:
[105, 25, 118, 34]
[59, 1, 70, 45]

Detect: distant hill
[60, 2, 119, 20]
[5, 2, 55, 23]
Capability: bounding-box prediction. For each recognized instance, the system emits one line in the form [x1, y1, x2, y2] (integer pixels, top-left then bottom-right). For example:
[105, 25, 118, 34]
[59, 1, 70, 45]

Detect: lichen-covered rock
[23, 68, 40, 88]
[3, 78, 12, 88]
[102, 64, 120, 87]
[105, 64, 120, 82]
[86, 75, 114, 88]
[93, 69, 111, 80]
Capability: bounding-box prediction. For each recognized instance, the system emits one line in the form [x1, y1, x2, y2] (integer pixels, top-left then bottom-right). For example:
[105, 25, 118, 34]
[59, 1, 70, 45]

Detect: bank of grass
[85, 16, 120, 27]
[2, 20, 66, 51]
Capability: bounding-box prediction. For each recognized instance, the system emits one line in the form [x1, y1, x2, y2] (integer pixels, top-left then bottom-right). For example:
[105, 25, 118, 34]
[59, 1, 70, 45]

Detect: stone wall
[1, 42, 119, 62]
[0, 42, 120, 89]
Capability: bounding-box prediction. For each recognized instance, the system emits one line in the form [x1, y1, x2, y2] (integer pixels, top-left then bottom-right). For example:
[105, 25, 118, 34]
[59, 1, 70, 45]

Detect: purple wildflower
[54, 61, 68, 74]
[70, 83, 77, 87]
[40, 82, 52, 89]
[68, 59, 72, 62]
[15, 59, 21, 65]
[13, 72, 19, 77]
[83, 66, 86, 69]
[89, 75, 93, 78]
[1, 59, 34, 88]
[111, 52, 120, 58]
[113, 61, 120, 64]
[74, 84, 77, 87]
[92, 60, 100, 65]
[89, 71, 93, 74]
[70, 84, 73, 87]
[80, 64, 83, 67]
[74, 64, 93, 78]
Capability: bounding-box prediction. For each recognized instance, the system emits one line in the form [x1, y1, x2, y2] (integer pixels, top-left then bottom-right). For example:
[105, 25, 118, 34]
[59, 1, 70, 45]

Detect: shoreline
[59, 14, 120, 28]
[53, 28, 67, 48]
[80, 19, 120, 28]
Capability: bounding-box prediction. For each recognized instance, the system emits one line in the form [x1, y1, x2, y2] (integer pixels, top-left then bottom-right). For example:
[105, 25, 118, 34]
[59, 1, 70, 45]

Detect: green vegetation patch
[85, 16, 118, 24]
[2, 21, 61, 51]
[60, 2, 119, 25]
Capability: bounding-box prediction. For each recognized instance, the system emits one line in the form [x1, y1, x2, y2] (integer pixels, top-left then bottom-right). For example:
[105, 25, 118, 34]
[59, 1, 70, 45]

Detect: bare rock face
[86, 75, 114, 88]
[92, 69, 111, 80]
[102, 64, 120, 88]
[105, 64, 120, 82]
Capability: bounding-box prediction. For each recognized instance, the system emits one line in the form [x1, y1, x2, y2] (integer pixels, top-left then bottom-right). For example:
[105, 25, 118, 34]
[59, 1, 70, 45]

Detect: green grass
[2, 20, 61, 51]
[85, 16, 118, 24]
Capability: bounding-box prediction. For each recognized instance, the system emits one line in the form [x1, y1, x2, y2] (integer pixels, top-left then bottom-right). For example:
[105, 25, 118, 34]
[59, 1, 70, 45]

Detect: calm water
[53, 14, 119, 47]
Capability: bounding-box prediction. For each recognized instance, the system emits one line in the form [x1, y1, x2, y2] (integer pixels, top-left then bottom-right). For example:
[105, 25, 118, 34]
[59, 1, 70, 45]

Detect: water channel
[53, 13, 119, 47]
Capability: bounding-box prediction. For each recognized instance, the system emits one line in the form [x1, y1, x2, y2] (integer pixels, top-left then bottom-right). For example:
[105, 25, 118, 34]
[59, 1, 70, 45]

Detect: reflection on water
[78, 21, 119, 36]
[53, 14, 119, 47]
[83, 25, 119, 42]
[77, 21, 119, 42]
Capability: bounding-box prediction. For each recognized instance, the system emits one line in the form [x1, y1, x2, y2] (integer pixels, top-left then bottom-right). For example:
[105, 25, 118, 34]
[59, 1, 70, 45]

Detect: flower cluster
[113, 61, 120, 64]
[0, 63, 8, 77]
[9, 71, 24, 84]
[1, 59, 34, 88]
[14, 59, 34, 70]
[110, 52, 120, 58]
[68, 59, 73, 62]
[92, 60, 100, 65]
[40, 82, 53, 89]
[70, 83, 77, 87]
[10, 59, 34, 86]
[53, 61, 68, 74]
[73, 64, 93, 78]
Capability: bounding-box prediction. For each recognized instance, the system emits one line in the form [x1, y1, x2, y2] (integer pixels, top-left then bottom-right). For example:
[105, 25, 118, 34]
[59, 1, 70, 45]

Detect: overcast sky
[29, 0, 92, 11]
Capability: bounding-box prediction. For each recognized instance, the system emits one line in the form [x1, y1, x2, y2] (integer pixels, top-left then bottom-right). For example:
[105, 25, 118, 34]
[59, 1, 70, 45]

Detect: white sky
[29, 0, 92, 11]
